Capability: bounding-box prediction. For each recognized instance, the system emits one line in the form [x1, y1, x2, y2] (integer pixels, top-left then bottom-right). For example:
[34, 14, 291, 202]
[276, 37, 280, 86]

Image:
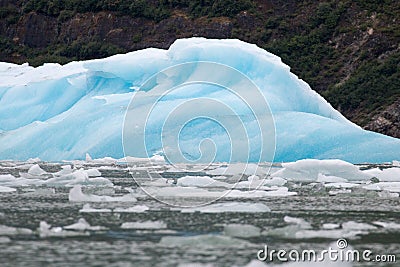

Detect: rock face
[365, 98, 400, 138]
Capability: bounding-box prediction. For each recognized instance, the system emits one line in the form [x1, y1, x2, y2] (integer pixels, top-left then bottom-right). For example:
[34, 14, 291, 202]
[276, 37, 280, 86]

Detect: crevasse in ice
[0, 38, 399, 163]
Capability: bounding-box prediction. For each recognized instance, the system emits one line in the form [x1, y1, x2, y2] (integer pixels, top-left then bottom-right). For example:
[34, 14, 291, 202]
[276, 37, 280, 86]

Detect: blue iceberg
[0, 38, 399, 163]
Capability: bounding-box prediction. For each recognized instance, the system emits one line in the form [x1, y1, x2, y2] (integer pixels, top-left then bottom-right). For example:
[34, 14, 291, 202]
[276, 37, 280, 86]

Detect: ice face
[0, 38, 399, 163]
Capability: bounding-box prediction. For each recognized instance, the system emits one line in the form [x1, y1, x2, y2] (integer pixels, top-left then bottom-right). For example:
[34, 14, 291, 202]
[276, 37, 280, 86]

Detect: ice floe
[69, 185, 137, 202]
[0, 185, 16, 193]
[64, 218, 106, 231]
[159, 234, 251, 247]
[272, 159, 371, 182]
[223, 224, 261, 238]
[0, 225, 32, 235]
[121, 221, 167, 229]
[180, 202, 270, 213]
[27, 164, 47, 176]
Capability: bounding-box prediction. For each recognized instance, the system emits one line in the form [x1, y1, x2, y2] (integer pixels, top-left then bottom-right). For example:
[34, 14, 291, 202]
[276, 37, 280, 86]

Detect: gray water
[0, 161, 399, 267]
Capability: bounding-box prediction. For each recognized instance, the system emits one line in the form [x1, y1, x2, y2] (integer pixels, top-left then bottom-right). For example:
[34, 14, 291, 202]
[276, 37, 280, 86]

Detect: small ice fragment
[64, 218, 106, 231]
[27, 158, 41, 164]
[322, 223, 340, 230]
[223, 224, 261, 238]
[177, 176, 228, 187]
[27, 164, 46, 176]
[85, 168, 101, 177]
[393, 160, 400, 167]
[329, 189, 352, 196]
[181, 202, 270, 213]
[263, 177, 287, 187]
[0, 186, 16, 193]
[114, 205, 149, 213]
[283, 216, 311, 229]
[85, 153, 93, 162]
[317, 173, 348, 183]
[373, 221, 400, 229]
[0, 225, 32, 235]
[38, 221, 89, 237]
[342, 221, 377, 230]
[79, 204, 112, 213]
[121, 221, 167, 229]
[272, 159, 371, 181]
[53, 165, 73, 176]
[159, 234, 251, 248]
[0, 237, 10, 243]
[377, 191, 399, 198]
[69, 185, 137, 202]
[294, 229, 364, 240]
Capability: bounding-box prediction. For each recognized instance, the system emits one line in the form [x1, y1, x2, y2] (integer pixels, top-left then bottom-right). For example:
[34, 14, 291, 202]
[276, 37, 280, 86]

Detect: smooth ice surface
[121, 221, 167, 229]
[272, 159, 372, 181]
[1, 38, 399, 163]
[69, 185, 137, 202]
[180, 202, 271, 213]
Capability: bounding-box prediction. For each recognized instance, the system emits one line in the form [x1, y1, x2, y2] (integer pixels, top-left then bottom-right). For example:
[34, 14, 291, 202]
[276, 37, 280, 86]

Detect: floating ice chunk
[64, 218, 106, 231]
[0, 237, 10, 243]
[85, 153, 93, 162]
[284, 216, 311, 229]
[373, 221, 400, 229]
[227, 187, 296, 198]
[69, 185, 137, 202]
[328, 189, 352, 196]
[206, 163, 267, 176]
[46, 169, 112, 187]
[121, 221, 167, 229]
[0, 174, 16, 182]
[317, 173, 348, 183]
[272, 159, 371, 182]
[229, 187, 297, 197]
[27, 164, 47, 176]
[79, 204, 112, 213]
[159, 234, 251, 247]
[393, 160, 400, 167]
[91, 157, 117, 164]
[363, 182, 400, 192]
[377, 191, 399, 197]
[263, 177, 287, 187]
[324, 182, 359, 189]
[177, 176, 228, 188]
[181, 202, 270, 213]
[223, 224, 261, 238]
[342, 221, 377, 230]
[52, 165, 74, 176]
[150, 154, 166, 163]
[294, 229, 364, 239]
[26, 158, 41, 164]
[113, 205, 149, 213]
[0, 185, 16, 193]
[0, 225, 32, 235]
[0, 174, 44, 187]
[38, 221, 89, 238]
[322, 223, 340, 230]
[363, 167, 400, 182]
[85, 168, 102, 177]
